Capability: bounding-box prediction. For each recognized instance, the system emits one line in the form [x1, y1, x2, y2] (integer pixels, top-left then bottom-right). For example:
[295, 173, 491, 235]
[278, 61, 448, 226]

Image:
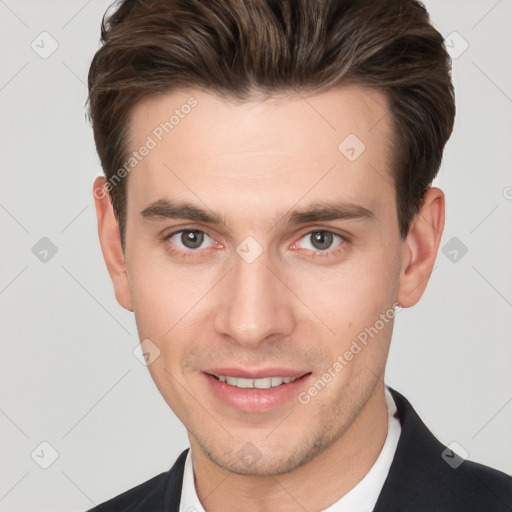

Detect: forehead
[126, 86, 394, 228]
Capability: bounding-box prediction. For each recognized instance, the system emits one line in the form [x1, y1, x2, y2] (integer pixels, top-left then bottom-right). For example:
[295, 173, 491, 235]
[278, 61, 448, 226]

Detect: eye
[166, 229, 217, 254]
[294, 230, 346, 257]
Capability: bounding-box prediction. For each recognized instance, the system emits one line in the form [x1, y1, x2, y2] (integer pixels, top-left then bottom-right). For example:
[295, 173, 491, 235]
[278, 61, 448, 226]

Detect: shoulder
[406, 455, 512, 512]
[85, 449, 188, 512]
[444, 457, 512, 509]
[376, 388, 512, 512]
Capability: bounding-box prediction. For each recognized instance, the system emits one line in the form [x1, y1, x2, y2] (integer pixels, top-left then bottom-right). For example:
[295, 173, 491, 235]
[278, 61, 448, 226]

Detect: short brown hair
[88, 0, 455, 247]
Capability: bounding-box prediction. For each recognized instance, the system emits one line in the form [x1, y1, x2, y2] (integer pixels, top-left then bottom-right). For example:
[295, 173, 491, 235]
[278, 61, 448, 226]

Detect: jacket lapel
[163, 448, 189, 512]
[372, 387, 447, 511]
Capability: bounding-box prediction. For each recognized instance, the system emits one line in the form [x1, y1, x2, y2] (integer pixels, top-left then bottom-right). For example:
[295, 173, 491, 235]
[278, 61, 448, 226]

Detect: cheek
[300, 248, 399, 327]
[127, 254, 210, 368]
[130, 281, 175, 339]
[127, 246, 193, 332]
[295, 244, 400, 372]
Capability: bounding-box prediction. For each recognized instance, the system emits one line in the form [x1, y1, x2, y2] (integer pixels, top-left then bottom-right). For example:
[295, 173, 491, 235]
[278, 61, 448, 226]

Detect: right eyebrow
[140, 199, 225, 225]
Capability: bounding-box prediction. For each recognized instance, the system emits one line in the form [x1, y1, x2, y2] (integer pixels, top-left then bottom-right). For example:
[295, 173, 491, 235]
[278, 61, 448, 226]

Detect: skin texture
[93, 86, 444, 511]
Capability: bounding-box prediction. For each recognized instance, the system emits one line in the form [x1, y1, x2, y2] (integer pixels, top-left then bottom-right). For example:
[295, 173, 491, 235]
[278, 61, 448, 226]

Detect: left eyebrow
[282, 201, 375, 225]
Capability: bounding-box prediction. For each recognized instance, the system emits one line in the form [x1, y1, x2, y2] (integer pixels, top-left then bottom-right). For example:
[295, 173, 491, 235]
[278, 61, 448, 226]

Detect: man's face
[122, 86, 404, 475]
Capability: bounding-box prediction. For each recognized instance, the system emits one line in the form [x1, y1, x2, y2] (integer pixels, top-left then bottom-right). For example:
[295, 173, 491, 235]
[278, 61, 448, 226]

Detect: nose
[213, 248, 297, 348]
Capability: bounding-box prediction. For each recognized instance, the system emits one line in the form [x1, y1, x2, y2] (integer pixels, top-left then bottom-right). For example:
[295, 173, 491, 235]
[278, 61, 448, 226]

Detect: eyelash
[163, 228, 348, 260]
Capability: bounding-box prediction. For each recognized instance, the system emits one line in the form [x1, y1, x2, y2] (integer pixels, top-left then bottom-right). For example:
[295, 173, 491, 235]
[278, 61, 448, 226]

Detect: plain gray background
[1, 0, 511, 510]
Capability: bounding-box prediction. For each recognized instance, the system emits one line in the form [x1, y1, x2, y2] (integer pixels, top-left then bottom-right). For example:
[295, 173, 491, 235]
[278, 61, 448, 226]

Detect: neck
[190, 381, 389, 512]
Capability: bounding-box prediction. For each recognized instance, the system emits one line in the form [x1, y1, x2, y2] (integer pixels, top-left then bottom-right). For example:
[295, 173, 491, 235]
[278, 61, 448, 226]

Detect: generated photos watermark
[94, 96, 198, 200]
[298, 302, 402, 405]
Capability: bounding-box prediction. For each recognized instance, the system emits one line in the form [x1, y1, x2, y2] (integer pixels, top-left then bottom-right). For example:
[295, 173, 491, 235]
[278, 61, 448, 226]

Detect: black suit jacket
[87, 388, 512, 511]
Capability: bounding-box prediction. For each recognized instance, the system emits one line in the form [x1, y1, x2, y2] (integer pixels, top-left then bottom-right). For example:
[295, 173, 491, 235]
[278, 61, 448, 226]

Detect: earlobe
[397, 187, 445, 308]
[93, 176, 134, 312]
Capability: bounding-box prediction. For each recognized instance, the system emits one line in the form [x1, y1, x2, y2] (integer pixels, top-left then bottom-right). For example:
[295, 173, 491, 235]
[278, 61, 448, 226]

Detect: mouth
[203, 369, 313, 412]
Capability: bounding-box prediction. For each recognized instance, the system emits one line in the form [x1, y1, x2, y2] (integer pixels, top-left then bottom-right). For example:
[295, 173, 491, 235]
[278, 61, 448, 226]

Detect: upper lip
[204, 368, 311, 379]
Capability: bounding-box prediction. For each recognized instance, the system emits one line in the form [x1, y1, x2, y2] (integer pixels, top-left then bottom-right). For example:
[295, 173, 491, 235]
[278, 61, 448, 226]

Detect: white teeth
[254, 378, 272, 389]
[271, 376, 283, 387]
[216, 375, 297, 389]
[236, 378, 254, 388]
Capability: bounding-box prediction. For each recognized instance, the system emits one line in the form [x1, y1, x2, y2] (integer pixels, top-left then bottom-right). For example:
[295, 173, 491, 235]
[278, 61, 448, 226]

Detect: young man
[87, 0, 512, 510]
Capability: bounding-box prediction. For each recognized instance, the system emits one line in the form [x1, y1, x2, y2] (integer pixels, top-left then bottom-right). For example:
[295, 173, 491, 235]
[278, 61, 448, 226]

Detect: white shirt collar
[179, 386, 401, 512]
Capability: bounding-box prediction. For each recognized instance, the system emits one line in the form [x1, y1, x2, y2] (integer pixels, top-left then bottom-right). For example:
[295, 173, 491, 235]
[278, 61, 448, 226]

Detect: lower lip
[203, 373, 312, 413]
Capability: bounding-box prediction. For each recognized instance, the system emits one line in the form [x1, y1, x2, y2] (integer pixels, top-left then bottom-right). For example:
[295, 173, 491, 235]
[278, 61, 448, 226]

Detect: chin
[198, 430, 336, 477]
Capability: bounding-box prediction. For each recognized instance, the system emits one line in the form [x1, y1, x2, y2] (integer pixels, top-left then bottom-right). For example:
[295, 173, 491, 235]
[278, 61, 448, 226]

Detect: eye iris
[311, 231, 333, 251]
[181, 230, 203, 249]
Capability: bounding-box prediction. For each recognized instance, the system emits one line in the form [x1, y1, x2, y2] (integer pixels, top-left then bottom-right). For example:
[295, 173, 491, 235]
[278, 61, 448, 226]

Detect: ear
[93, 176, 133, 312]
[397, 187, 445, 308]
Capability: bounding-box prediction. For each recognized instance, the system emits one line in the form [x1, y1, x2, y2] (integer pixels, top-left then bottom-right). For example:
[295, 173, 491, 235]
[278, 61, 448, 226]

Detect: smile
[204, 371, 312, 412]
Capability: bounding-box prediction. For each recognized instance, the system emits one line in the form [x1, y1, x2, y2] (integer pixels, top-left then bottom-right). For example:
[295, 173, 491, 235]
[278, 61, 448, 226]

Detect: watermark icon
[237, 442, 263, 469]
[503, 186, 512, 200]
[31, 31, 59, 59]
[441, 441, 469, 469]
[133, 338, 161, 366]
[442, 236, 468, 263]
[31, 441, 59, 469]
[298, 303, 401, 405]
[236, 236, 264, 264]
[32, 237, 58, 263]
[338, 133, 366, 162]
[444, 31, 469, 60]
[94, 97, 198, 200]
